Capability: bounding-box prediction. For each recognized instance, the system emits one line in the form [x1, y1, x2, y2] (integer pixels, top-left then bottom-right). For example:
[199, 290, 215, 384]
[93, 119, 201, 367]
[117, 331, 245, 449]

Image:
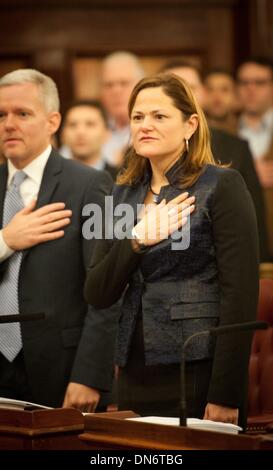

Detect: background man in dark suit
[210, 127, 269, 261]
[0, 69, 115, 411]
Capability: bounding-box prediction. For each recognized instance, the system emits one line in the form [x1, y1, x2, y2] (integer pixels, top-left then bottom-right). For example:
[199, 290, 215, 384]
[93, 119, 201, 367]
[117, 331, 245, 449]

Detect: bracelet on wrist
[131, 226, 147, 250]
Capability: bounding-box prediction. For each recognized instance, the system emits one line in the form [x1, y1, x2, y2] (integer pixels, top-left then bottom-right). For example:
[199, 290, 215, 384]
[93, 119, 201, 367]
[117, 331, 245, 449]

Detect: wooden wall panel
[0, 8, 207, 55]
[250, 0, 273, 57]
[73, 54, 201, 99]
[0, 59, 28, 77]
[0, 0, 261, 108]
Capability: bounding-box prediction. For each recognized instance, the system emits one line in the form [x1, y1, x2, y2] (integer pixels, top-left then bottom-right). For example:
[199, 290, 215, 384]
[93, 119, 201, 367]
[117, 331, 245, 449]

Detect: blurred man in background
[237, 58, 273, 188]
[100, 51, 145, 167]
[61, 99, 117, 180]
[204, 69, 239, 135]
[237, 58, 273, 255]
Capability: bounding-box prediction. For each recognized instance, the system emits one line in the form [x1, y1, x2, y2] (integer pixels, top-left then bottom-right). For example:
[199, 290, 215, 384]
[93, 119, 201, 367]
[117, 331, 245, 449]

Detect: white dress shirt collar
[262, 108, 273, 130]
[7, 145, 52, 188]
[239, 108, 273, 132]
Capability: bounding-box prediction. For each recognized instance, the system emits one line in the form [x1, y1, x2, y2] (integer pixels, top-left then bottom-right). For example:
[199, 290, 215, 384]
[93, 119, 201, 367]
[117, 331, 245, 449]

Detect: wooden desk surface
[81, 412, 273, 450]
[0, 408, 86, 450]
[1, 409, 273, 451]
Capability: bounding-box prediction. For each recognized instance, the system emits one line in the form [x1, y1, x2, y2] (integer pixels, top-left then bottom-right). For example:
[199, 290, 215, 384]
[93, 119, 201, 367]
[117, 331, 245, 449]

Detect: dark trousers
[0, 350, 33, 401]
[118, 312, 213, 418]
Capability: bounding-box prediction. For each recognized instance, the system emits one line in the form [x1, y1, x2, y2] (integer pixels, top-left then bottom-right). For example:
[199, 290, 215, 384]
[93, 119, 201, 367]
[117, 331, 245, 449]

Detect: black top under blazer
[85, 161, 259, 409]
[0, 150, 116, 407]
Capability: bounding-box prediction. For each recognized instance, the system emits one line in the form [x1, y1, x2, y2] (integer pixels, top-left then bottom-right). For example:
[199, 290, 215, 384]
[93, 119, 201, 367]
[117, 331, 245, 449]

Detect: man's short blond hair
[102, 51, 145, 80]
[0, 68, 60, 113]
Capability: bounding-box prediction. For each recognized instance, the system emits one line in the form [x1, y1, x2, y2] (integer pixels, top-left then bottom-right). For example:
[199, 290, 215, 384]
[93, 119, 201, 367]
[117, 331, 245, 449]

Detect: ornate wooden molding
[0, 0, 239, 9]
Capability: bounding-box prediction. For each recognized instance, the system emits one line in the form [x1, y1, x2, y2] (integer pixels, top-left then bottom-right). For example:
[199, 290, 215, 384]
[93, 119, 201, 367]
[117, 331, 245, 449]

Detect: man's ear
[47, 112, 62, 135]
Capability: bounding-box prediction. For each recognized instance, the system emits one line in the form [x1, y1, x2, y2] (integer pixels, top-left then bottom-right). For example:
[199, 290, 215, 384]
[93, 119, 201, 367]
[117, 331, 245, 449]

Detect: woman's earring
[185, 138, 189, 152]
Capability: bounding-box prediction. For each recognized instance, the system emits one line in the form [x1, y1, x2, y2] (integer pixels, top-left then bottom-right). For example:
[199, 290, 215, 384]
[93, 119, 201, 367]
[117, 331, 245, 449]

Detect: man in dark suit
[0, 69, 115, 410]
[210, 127, 269, 261]
[160, 60, 269, 261]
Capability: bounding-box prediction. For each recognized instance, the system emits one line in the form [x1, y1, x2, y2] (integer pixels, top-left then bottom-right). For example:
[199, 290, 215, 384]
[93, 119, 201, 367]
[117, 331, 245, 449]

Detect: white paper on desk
[0, 397, 52, 410]
[127, 416, 242, 434]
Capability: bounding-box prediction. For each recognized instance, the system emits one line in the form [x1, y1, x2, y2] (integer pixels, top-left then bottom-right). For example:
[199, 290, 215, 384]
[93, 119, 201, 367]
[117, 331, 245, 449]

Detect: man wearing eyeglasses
[237, 57, 273, 188]
[237, 57, 273, 257]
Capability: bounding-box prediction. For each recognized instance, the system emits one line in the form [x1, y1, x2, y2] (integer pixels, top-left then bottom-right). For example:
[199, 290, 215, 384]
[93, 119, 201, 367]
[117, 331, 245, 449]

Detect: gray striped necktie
[0, 170, 27, 361]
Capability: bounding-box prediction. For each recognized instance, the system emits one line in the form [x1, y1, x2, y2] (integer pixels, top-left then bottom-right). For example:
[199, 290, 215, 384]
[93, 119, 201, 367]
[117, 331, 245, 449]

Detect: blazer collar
[20, 149, 63, 261]
[141, 152, 186, 188]
[35, 148, 63, 209]
[0, 163, 8, 229]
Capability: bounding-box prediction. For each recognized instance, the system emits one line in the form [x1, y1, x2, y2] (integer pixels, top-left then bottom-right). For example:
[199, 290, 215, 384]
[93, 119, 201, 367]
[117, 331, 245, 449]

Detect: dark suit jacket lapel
[0, 164, 8, 230]
[0, 164, 8, 276]
[22, 149, 63, 261]
[35, 149, 63, 209]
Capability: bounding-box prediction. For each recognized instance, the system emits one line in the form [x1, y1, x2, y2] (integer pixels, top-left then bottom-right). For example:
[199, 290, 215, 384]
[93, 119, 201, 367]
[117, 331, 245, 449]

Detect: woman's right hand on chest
[131, 192, 195, 250]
